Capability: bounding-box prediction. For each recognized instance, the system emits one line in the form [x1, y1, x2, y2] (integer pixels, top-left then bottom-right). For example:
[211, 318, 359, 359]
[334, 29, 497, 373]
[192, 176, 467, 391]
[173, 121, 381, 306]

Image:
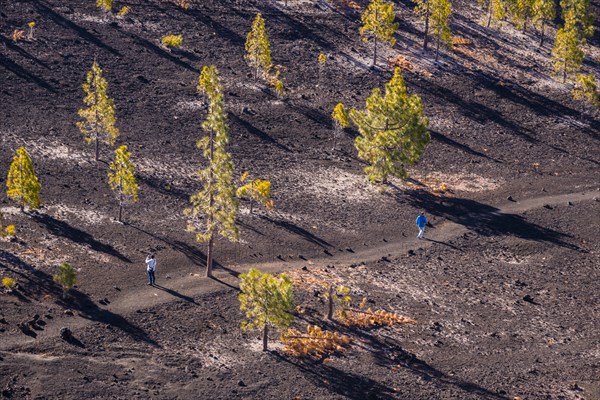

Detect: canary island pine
[350, 68, 430, 183]
[560, 0, 594, 42]
[430, 0, 453, 60]
[239, 268, 294, 352]
[236, 171, 273, 214]
[53, 262, 77, 299]
[552, 25, 584, 82]
[185, 66, 239, 278]
[245, 13, 272, 81]
[572, 74, 600, 113]
[108, 145, 139, 222]
[360, 0, 399, 67]
[97, 0, 112, 12]
[331, 103, 349, 150]
[6, 147, 41, 211]
[532, 0, 556, 45]
[479, 0, 507, 27]
[77, 61, 119, 161]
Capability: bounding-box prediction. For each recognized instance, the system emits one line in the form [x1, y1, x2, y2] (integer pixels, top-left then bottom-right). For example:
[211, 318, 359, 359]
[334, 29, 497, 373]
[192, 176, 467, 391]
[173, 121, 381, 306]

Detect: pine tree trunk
[95, 138, 100, 162]
[19, 160, 24, 212]
[262, 324, 269, 351]
[373, 7, 378, 67]
[206, 130, 215, 278]
[563, 60, 567, 83]
[206, 235, 214, 277]
[373, 36, 378, 67]
[435, 34, 441, 61]
[118, 204, 122, 222]
[539, 21, 545, 46]
[423, 3, 430, 50]
[487, 3, 493, 27]
[327, 285, 334, 320]
[523, 19, 527, 32]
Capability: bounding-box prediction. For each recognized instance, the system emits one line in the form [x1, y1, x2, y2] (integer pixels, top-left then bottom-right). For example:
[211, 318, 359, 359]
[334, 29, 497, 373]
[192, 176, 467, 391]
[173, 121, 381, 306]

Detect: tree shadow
[0, 250, 63, 300]
[112, 27, 197, 72]
[0, 250, 157, 346]
[137, 173, 191, 202]
[33, 1, 120, 56]
[60, 288, 159, 347]
[230, 114, 291, 152]
[291, 311, 508, 399]
[32, 213, 131, 263]
[401, 190, 580, 250]
[125, 223, 238, 278]
[271, 351, 397, 400]
[259, 214, 332, 249]
[152, 284, 198, 305]
[429, 130, 500, 162]
[0, 53, 56, 93]
[185, 8, 245, 45]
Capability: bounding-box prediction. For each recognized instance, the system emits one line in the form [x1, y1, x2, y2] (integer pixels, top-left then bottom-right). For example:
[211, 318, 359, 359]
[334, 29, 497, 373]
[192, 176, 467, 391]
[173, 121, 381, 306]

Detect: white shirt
[146, 257, 156, 271]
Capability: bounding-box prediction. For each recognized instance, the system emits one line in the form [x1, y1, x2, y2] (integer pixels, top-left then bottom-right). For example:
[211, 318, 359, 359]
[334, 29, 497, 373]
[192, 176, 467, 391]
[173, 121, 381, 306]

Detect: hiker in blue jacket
[416, 212, 427, 239]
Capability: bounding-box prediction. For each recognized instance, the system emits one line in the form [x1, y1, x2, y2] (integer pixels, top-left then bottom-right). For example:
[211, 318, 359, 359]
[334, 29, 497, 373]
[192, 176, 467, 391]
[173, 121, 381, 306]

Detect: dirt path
[3, 189, 598, 351]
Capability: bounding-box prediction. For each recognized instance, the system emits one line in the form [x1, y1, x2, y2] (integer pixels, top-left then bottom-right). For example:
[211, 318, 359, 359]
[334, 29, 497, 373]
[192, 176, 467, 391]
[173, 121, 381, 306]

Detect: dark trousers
[147, 269, 156, 285]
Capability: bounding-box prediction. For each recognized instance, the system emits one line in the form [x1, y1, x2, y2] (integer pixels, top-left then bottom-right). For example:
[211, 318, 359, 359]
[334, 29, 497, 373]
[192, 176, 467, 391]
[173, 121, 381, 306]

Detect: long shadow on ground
[32, 213, 131, 263]
[399, 189, 579, 250]
[0, 250, 157, 346]
[294, 309, 509, 399]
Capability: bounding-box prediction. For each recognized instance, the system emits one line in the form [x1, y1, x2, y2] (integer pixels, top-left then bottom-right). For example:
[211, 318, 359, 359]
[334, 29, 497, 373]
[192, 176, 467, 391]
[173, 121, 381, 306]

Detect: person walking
[416, 212, 427, 239]
[146, 254, 157, 286]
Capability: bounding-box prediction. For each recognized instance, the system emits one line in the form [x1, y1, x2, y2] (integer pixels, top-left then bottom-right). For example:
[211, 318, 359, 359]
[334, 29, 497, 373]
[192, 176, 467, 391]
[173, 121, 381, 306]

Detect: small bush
[53, 262, 77, 297]
[11, 29, 25, 43]
[5, 225, 16, 237]
[2, 277, 16, 290]
[161, 34, 183, 48]
[117, 6, 130, 16]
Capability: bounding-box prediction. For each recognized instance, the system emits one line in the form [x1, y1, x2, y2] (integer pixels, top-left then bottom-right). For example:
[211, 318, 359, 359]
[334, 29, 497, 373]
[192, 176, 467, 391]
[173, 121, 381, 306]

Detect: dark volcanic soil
[0, 0, 599, 398]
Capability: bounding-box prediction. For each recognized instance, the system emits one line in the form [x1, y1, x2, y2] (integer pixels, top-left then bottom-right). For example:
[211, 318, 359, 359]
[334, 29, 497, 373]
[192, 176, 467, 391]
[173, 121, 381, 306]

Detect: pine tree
[552, 25, 584, 82]
[97, 0, 113, 12]
[511, 0, 535, 31]
[185, 66, 239, 278]
[239, 268, 294, 351]
[572, 74, 600, 112]
[430, 0, 453, 60]
[53, 262, 77, 299]
[480, 0, 507, 27]
[560, 0, 594, 41]
[349, 68, 430, 183]
[6, 147, 41, 211]
[360, 0, 399, 67]
[331, 103, 349, 150]
[77, 61, 119, 161]
[236, 171, 273, 214]
[532, 0, 556, 45]
[108, 145, 139, 222]
[414, 0, 432, 49]
[245, 13, 272, 82]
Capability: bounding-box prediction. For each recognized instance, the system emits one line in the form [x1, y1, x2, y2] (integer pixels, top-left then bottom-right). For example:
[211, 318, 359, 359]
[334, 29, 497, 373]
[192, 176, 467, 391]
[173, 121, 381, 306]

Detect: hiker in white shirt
[146, 254, 157, 286]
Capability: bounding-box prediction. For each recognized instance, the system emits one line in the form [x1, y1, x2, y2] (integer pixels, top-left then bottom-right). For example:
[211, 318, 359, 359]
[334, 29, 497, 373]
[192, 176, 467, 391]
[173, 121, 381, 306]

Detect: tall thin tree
[108, 145, 139, 222]
[360, 0, 399, 67]
[77, 61, 119, 161]
[245, 13, 272, 82]
[6, 147, 41, 211]
[185, 66, 239, 278]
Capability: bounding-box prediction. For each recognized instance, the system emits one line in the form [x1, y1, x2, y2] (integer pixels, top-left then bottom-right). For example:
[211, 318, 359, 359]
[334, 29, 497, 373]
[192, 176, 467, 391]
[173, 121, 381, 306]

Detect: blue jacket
[416, 214, 427, 228]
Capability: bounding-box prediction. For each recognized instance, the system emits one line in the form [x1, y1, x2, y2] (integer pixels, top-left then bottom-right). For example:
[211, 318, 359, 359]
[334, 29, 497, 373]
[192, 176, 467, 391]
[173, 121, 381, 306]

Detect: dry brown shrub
[389, 55, 414, 72]
[452, 36, 472, 46]
[340, 298, 416, 327]
[331, 0, 362, 10]
[11, 29, 25, 43]
[282, 325, 352, 358]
